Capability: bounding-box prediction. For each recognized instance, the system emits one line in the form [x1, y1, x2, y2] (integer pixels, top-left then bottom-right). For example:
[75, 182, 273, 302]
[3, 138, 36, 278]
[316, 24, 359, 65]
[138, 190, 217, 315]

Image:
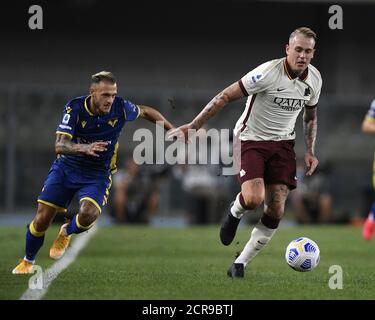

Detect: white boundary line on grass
[19, 224, 98, 300]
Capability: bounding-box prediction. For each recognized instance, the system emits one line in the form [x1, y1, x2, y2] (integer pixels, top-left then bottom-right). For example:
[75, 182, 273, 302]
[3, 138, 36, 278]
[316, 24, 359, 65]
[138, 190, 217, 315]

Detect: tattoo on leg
[267, 185, 289, 206]
[265, 185, 289, 219]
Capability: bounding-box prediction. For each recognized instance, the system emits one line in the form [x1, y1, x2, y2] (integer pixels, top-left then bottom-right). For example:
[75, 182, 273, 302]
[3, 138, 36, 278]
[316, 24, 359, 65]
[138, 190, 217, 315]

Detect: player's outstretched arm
[138, 105, 174, 131]
[362, 116, 375, 134]
[303, 106, 319, 176]
[55, 134, 108, 157]
[168, 81, 245, 141]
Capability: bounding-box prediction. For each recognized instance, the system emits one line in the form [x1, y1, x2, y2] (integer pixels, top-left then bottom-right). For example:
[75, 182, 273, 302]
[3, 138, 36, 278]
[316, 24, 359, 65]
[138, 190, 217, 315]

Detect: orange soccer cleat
[49, 223, 71, 260]
[12, 259, 34, 274]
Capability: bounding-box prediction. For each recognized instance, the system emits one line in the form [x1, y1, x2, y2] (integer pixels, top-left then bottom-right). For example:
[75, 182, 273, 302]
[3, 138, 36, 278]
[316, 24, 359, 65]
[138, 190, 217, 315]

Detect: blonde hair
[289, 27, 317, 42]
[91, 71, 116, 84]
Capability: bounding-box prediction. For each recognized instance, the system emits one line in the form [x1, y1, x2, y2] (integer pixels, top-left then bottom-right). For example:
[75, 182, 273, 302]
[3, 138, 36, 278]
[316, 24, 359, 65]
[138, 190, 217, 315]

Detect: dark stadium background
[1, 0, 375, 224]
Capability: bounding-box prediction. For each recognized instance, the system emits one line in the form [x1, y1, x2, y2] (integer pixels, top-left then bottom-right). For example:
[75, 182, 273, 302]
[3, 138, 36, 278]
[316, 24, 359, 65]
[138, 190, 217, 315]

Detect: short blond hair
[289, 27, 317, 42]
[91, 71, 116, 84]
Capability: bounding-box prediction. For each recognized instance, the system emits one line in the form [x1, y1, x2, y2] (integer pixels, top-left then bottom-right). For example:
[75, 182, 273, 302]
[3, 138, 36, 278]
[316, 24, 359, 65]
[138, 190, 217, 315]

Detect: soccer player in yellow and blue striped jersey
[12, 71, 174, 273]
[362, 99, 375, 241]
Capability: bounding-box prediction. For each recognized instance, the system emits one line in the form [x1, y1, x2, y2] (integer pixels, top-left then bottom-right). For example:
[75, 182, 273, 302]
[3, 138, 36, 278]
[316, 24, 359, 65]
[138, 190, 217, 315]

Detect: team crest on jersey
[81, 121, 87, 128]
[304, 87, 311, 96]
[108, 118, 118, 127]
[66, 106, 72, 113]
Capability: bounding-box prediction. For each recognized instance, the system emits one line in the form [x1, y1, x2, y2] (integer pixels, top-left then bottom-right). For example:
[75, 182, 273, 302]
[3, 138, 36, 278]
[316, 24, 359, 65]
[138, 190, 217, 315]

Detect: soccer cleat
[362, 216, 375, 241]
[12, 259, 34, 274]
[49, 223, 71, 260]
[220, 205, 241, 245]
[227, 263, 245, 278]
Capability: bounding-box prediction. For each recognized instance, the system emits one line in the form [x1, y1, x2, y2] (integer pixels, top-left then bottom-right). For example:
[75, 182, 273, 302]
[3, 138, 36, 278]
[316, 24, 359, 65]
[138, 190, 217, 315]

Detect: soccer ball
[285, 237, 320, 272]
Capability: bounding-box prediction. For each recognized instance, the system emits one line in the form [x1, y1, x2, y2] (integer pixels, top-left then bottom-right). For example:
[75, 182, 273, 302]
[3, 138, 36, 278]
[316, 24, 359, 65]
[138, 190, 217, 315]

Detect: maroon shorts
[238, 140, 297, 190]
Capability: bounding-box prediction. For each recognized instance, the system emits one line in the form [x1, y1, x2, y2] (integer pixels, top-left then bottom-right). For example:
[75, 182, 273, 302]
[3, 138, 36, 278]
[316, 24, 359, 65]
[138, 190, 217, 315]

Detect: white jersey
[234, 58, 322, 141]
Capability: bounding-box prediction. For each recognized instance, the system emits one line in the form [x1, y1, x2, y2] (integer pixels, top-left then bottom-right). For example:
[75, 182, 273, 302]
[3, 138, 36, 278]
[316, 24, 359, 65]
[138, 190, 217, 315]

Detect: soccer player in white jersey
[361, 100, 375, 241]
[170, 27, 322, 278]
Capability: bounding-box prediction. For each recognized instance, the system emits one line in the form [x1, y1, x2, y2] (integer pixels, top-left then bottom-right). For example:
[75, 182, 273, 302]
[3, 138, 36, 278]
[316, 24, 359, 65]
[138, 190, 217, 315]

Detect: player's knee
[33, 207, 55, 232]
[32, 216, 49, 232]
[78, 207, 100, 227]
[242, 193, 264, 209]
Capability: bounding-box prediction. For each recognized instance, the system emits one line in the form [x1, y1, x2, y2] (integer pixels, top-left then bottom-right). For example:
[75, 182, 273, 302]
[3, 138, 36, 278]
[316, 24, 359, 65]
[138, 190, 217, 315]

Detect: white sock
[23, 256, 35, 264]
[62, 224, 68, 236]
[234, 221, 277, 266]
[230, 193, 246, 219]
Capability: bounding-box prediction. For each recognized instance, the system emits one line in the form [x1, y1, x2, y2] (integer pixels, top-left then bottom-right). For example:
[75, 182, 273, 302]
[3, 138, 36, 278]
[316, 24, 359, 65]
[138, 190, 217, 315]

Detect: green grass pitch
[1, 224, 374, 299]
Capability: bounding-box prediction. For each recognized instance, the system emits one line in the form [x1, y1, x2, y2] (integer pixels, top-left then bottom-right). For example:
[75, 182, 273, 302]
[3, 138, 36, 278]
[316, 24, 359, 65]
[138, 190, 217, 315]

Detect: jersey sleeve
[55, 103, 79, 139]
[239, 61, 274, 96]
[306, 77, 322, 107]
[123, 99, 140, 121]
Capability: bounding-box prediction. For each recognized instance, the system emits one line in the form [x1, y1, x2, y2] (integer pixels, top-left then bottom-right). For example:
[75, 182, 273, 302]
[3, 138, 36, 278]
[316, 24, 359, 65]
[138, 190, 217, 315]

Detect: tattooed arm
[190, 82, 244, 130]
[55, 134, 108, 157]
[303, 106, 319, 176]
[168, 82, 245, 140]
[138, 105, 174, 131]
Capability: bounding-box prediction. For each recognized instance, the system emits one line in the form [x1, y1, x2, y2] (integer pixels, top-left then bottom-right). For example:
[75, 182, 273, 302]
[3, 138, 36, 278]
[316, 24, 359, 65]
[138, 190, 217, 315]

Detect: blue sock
[25, 222, 45, 262]
[66, 214, 92, 235]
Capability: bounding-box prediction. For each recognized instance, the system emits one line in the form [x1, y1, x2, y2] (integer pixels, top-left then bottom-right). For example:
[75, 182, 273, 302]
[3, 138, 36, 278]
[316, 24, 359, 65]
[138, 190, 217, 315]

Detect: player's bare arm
[303, 106, 318, 176]
[362, 117, 375, 134]
[55, 133, 108, 157]
[138, 105, 174, 131]
[191, 82, 245, 129]
[169, 82, 245, 141]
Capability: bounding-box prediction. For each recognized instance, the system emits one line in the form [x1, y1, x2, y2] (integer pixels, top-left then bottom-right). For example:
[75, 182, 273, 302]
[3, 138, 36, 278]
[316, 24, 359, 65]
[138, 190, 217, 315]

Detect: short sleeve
[55, 103, 79, 139]
[306, 78, 322, 107]
[123, 100, 140, 122]
[239, 61, 274, 96]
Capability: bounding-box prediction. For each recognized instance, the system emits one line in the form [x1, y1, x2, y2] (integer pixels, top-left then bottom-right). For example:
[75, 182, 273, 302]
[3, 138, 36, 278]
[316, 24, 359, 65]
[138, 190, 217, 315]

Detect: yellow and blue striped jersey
[56, 95, 140, 174]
